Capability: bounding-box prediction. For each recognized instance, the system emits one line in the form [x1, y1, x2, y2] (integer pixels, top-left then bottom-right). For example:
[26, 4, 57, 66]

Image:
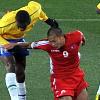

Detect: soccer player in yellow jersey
[0, 1, 58, 100]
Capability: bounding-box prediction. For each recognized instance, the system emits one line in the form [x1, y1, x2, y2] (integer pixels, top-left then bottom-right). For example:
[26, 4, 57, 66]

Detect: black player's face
[48, 34, 65, 49]
[16, 20, 30, 31]
[17, 22, 27, 31]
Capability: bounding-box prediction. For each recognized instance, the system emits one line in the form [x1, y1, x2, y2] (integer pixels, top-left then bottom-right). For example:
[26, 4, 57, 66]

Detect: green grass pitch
[0, 0, 100, 100]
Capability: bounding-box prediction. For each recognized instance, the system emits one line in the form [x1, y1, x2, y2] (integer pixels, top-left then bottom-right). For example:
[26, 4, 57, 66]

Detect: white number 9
[63, 51, 68, 58]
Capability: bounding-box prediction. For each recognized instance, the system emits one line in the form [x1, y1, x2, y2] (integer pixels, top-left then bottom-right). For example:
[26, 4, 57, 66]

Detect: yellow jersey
[97, 3, 100, 9]
[0, 1, 48, 45]
[95, 94, 100, 100]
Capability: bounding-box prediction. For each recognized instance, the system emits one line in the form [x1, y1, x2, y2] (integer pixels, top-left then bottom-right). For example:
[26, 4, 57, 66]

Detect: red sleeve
[75, 30, 85, 45]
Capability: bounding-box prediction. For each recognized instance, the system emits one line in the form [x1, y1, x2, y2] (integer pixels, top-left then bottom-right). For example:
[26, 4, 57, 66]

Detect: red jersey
[32, 30, 85, 78]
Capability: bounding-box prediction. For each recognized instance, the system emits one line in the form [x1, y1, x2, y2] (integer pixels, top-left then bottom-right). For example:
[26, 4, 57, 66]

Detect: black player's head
[15, 10, 31, 31]
[47, 27, 65, 49]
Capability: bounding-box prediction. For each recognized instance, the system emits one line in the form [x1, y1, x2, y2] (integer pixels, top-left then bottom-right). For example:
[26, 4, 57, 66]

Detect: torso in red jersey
[33, 30, 84, 78]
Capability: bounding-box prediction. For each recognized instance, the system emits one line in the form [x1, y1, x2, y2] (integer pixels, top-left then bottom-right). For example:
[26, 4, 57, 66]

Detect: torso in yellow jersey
[0, 1, 48, 40]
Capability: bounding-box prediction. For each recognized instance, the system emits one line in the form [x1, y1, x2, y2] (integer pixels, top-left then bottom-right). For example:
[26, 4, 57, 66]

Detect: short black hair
[16, 10, 31, 29]
[47, 27, 63, 37]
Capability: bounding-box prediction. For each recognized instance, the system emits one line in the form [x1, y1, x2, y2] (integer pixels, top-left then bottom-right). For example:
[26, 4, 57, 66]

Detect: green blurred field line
[56, 18, 100, 21]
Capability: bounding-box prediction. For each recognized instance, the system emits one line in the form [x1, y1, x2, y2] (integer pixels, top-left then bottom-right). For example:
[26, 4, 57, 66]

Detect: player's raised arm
[45, 18, 59, 28]
[34, 1, 59, 28]
[3, 42, 31, 50]
[6, 40, 49, 51]
[39, 9, 59, 28]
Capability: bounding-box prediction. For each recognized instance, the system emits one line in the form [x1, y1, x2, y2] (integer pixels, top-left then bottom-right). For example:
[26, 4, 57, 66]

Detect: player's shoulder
[27, 1, 42, 15]
[66, 30, 83, 37]
[97, 3, 100, 9]
[0, 11, 16, 27]
[28, 1, 41, 9]
[64, 30, 84, 43]
[1, 11, 16, 20]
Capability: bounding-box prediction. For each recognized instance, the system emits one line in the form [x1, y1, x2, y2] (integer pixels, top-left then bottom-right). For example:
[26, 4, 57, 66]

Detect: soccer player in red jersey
[7, 27, 89, 100]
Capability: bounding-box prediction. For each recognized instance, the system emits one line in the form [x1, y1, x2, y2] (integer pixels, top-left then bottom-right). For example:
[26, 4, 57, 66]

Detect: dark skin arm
[3, 42, 32, 50]
[45, 18, 59, 28]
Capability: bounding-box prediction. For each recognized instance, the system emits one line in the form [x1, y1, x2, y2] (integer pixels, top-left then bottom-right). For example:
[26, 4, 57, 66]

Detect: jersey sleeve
[39, 10, 48, 21]
[31, 40, 50, 52]
[77, 30, 85, 43]
[97, 3, 100, 9]
[28, 1, 48, 21]
[75, 30, 85, 45]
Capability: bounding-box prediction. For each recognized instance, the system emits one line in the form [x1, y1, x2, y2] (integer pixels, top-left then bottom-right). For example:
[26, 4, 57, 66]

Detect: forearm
[45, 18, 59, 28]
[17, 42, 32, 48]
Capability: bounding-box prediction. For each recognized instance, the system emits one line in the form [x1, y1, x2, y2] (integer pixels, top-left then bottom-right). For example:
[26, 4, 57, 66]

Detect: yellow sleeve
[39, 10, 48, 21]
[0, 36, 9, 45]
[95, 94, 100, 100]
[97, 3, 100, 9]
[28, 1, 48, 21]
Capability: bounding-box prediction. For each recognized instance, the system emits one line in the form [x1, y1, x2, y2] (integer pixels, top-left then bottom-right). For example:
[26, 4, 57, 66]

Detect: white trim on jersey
[78, 52, 81, 59]
[0, 45, 8, 54]
[31, 41, 49, 48]
[49, 57, 54, 74]
[77, 30, 83, 36]
[77, 30, 84, 45]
